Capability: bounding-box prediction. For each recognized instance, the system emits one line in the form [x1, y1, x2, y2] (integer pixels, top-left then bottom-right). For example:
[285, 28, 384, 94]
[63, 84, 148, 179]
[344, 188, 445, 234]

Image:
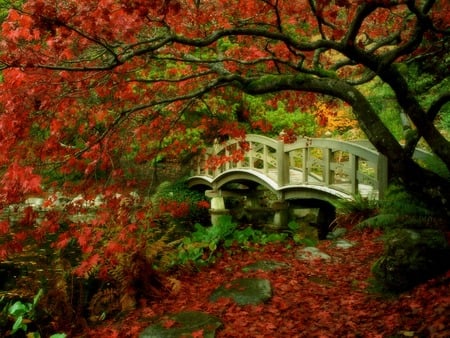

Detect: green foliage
[152, 180, 210, 225]
[244, 95, 317, 137]
[333, 194, 379, 227]
[437, 109, 450, 132]
[8, 289, 42, 335]
[403, 61, 450, 136]
[286, 220, 318, 246]
[362, 80, 404, 140]
[0, 289, 66, 337]
[371, 228, 450, 292]
[176, 215, 287, 266]
[335, 194, 379, 215]
[358, 185, 446, 230]
[265, 104, 317, 136]
[362, 60, 450, 143]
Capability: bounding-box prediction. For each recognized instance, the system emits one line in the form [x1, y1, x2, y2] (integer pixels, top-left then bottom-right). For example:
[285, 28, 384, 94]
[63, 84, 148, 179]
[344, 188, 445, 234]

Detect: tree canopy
[0, 0, 449, 211]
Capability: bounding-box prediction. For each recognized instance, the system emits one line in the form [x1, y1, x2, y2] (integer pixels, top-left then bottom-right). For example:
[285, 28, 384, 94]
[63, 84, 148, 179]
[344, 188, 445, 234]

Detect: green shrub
[286, 221, 318, 246]
[244, 95, 317, 137]
[0, 289, 66, 338]
[176, 216, 287, 266]
[372, 228, 450, 292]
[152, 180, 210, 226]
[333, 194, 379, 228]
[358, 185, 446, 230]
[264, 104, 317, 137]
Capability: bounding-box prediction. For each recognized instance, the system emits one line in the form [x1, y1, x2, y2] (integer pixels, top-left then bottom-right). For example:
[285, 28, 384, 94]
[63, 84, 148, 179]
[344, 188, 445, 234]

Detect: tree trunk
[238, 74, 450, 216]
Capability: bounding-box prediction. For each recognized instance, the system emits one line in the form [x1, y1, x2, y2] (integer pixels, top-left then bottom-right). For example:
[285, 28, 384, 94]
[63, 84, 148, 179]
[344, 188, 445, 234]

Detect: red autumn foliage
[79, 227, 450, 337]
[0, 1, 448, 335]
[0, 0, 448, 265]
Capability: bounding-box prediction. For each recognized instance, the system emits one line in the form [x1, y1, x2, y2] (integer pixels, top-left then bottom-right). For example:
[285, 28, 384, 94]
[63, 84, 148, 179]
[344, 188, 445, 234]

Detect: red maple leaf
[192, 329, 204, 338]
[162, 319, 177, 329]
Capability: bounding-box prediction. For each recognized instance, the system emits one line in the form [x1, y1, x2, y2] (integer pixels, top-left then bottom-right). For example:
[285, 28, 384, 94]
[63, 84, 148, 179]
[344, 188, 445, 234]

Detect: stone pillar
[209, 195, 229, 226]
[316, 201, 336, 240]
[271, 200, 289, 230]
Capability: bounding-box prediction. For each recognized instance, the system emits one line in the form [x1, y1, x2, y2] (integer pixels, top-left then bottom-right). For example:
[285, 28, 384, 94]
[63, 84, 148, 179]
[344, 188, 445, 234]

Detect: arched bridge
[188, 134, 389, 201]
[187, 134, 432, 236]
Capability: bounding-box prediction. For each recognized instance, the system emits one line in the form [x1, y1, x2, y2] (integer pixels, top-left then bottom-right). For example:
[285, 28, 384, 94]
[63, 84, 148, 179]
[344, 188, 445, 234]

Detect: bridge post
[276, 141, 289, 186]
[349, 154, 359, 195]
[271, 200, 289, 229]
[206, 190, 230, 226]
[324, 148, 332, 185]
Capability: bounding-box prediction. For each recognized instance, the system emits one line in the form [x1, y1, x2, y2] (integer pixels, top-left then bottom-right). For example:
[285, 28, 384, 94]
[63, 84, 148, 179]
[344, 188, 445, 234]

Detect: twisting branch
[68, 74, 238, 162]
[403, 92, 450, 156]
[342, 2, 377, 47]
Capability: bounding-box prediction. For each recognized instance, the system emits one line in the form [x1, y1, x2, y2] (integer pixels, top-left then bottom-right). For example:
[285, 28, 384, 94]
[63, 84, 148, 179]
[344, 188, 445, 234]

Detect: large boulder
[372, 228, 450, 292]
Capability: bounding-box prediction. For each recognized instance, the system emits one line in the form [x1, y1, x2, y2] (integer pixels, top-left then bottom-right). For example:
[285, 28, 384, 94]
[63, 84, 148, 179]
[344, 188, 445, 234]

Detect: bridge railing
[284, 138, 388, 198]
[192, 134, 388, 198]
[193, 134, 281, 177]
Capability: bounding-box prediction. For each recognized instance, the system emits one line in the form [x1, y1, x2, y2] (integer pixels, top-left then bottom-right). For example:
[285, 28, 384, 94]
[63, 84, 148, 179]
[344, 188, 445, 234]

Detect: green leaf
[32, 289, 43, 308]
[208, 242, 217, 252]
[11, 315, 26, 334]
[288, 221, 300, 231]
[8, 301, 30, 317]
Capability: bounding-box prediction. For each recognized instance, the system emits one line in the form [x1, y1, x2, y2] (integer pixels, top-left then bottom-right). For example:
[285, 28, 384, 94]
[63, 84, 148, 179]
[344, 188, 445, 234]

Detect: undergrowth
[358, 185, 447, 230]
[176, 215, 287, 267]
[332, 184, 447, 231]
[332, 193, 379, 228]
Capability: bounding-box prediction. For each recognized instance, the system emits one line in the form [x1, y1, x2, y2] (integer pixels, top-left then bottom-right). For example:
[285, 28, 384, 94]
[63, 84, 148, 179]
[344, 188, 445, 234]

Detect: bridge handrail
[194, 134, 281, 177]
[284, 138, 388, 197]
[192, 134, 389, 198]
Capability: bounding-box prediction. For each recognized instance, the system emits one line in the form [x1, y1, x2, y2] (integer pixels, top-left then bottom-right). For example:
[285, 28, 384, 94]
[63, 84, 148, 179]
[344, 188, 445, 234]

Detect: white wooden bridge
[187, 134, 434, 235]
[188, 134, 389, 201]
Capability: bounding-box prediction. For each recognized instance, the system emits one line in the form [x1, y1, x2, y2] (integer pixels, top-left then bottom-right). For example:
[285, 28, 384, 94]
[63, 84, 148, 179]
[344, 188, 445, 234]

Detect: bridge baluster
[302, 148, 308, 183]
[349, 154, 359, 195]
[263, 144, 269, 174]
[324, 148, 332, 186]
[276, 140, 288, 186]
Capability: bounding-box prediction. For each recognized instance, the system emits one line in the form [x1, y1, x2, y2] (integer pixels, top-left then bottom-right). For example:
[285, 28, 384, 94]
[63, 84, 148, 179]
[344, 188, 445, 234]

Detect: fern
[88, 288, 120, 322]
[100, 225, 181, 317]
[333, 194, 379, 227]
[380, 185, 434, 216]
[358, 185, 446, 230]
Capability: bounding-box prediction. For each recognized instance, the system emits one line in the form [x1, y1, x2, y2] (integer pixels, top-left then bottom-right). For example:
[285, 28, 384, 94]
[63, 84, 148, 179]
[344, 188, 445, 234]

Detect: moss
[372, 228, 450, 292]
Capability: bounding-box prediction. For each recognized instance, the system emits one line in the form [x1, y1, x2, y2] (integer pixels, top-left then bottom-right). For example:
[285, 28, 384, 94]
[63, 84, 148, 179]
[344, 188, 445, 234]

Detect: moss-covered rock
[139, 311, 222, 338]
[209, 278, 272, 305]
[372, 228, 450, 292]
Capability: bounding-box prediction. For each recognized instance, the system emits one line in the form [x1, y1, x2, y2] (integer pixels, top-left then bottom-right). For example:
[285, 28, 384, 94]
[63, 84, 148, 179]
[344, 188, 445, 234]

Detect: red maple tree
[0, 0, 448, 201]
[0, 1, 448, 333]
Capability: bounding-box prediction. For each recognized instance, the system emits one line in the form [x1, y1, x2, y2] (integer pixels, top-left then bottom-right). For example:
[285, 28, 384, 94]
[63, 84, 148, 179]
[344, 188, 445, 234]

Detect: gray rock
[139, 311, 222, 338]
[326, 227, 347, 239]
[334, 239, 356, 249]
[296, 246, 331, 260]
[210, 278, 272, 305]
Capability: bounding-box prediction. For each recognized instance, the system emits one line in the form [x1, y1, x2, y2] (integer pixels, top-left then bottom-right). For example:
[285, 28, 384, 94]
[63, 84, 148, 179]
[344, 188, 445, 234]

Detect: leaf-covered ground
[81, 227, 450, 337]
